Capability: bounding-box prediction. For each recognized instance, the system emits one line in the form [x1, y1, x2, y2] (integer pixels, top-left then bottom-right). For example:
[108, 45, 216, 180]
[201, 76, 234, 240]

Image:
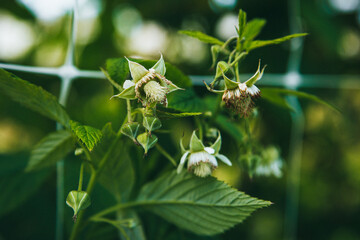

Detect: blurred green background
[0, 0, 360, 239]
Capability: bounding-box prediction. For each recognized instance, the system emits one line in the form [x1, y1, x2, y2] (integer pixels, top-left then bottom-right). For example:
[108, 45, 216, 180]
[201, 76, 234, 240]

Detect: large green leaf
[70, 121, 102, 151]
[0, 153, 50, 217]
[260, 87, 339, 112]
[246, 33, 308, 51]
[243, 19, 266, 41]
[0, 69, 71, 128]
[26, 130, 75, 171]
[179, 30, 224, 46]
[105, 57, 129, 88]
[167, 89, 208, 113]
[94, 171, 271, 235]
[91, 123, 134, 201]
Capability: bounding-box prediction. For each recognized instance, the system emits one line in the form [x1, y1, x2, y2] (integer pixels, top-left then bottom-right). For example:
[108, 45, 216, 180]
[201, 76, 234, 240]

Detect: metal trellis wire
[1, 0, 360, 240]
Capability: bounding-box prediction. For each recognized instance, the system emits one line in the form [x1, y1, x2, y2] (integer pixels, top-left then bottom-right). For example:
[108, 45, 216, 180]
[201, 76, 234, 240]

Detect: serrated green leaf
[179, 30, 225, 46]
[246, 33, 308, 51]
[156, 110, 202, 118]
[238, 9, 247, 38]
[243, 19, 266, 41]
[260, 87, 339, 112]
[26, 130, 75, 171]
[106, 57, 130, 88]
[91, 123, 135, 201]
[0, 69, 71, 128]
[95, 171, 271, 235]
[70, 121, 102, 151]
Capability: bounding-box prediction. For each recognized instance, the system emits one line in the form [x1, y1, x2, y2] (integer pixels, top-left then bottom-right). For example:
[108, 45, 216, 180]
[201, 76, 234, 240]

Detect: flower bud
[66, 190, 91, 222]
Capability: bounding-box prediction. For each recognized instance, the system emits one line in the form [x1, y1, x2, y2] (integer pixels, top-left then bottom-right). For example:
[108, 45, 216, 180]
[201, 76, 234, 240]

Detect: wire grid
[0, 1, 359, 240]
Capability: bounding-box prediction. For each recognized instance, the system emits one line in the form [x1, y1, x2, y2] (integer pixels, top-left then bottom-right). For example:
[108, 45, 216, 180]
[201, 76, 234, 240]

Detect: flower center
[143, 81, 166, 103]
[192, 162, 213, 178]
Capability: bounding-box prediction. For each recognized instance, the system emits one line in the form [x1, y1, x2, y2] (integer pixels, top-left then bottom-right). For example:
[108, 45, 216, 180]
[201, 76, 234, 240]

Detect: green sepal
[143, 117, 162, 133]
[189, 131, 205, 152]
[210, 131, 222, 155]
[137, 133, 158, 154]
[245, 60, 266, 87]
[211, 45, 221, 68]
[126, 57, 149, 82]
[121, 122, 140, 142]
[221, 68, 239, 90]
[203, 80, 224, 93]
[180, 137, 187, 155]
[152, 54, 166, 75]
[111, 85, 136, 100]
[66, 190, 91, 221]
[160, 79, 182, 93]
[215, 61, 230, 81]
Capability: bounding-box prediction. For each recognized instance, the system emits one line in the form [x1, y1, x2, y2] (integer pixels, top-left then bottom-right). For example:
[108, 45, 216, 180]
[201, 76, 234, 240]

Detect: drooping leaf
[0, 69, 71, 128]
[260, 87, 339, 112]
[156, 110, 202, 118]
[106, 57, 130, 87]
[95, 171, 271, 235]
[70, 121, 102, 151]
[260, 89, 295, 111]
[91, 123, 135, 201]
[179, 30, 225, 46]
[246, 33, 308, 51]
[0, 153, 50, 217]
[26, 130, 75, 171]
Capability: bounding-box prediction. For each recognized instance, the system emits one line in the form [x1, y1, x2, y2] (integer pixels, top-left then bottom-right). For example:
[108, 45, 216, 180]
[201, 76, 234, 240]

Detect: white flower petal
[216, 154, 232, 166]
[177, 151, 190, 174]
[208, 154, 218, 167]
[204, 147, 215, 154]
[123, 80, 135, 89]
[248, 85, 260, 96]
[238, 83, 247, 91]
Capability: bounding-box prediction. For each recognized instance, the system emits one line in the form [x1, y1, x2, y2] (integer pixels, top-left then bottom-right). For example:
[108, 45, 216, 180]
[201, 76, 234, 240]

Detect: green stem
[69, 124, 125, 240]
[235, 62, 240, 83]
[195, 117, 203, 141]
[77, 163, 84, 191]
[155, 144, 177, 166]
[126, 100, 132, 123]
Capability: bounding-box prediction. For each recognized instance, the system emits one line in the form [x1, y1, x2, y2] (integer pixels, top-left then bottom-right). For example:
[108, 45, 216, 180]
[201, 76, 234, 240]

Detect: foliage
[0, 8, 338, 240]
